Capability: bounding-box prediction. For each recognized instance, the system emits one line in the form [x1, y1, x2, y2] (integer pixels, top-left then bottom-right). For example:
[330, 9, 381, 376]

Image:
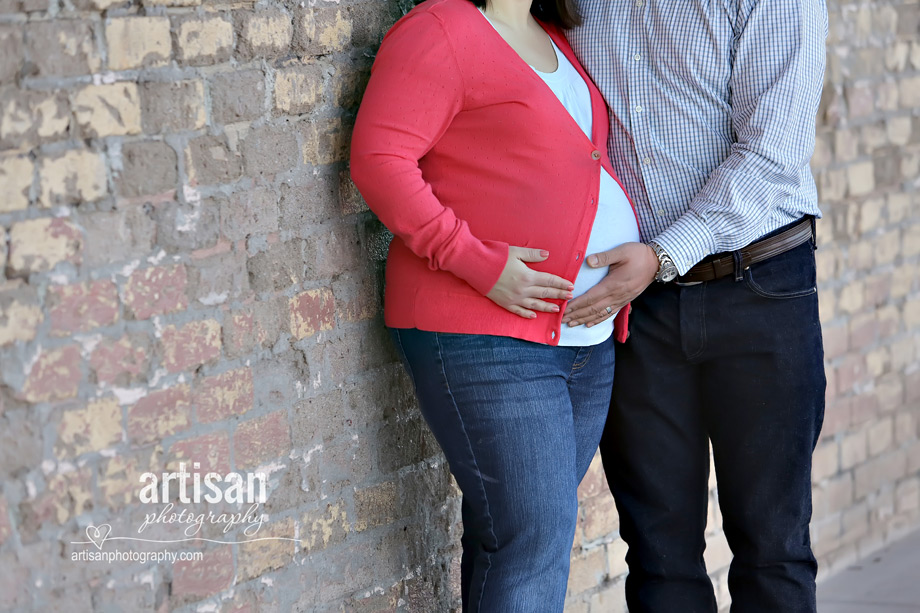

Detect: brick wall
[0, 0, 916, 611]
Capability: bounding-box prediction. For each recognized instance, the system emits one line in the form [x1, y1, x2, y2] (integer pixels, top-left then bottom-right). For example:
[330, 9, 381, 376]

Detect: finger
[586, 245, 626, 268]
[585, 307, 618, 328]
[514, 247, 550, 263]
[566, 300, 622, 324]
[563, 285, 612, 320]
[586, 300, 629, 327]
[529, 286, 574, 301]
[507, 304, 537, 319]
[534, 272, 575, 291]
[522, 298, 561, 313]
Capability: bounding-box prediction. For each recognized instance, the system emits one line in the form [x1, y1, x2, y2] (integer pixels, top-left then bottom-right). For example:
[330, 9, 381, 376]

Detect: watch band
[648, 240, 678, 283]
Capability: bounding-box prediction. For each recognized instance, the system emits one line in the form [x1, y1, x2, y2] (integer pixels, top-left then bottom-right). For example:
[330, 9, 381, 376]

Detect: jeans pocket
[743, 242, 817, 300]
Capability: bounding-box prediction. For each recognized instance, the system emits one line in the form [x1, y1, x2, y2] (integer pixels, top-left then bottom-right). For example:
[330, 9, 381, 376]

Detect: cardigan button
[591, 150, 601, 160]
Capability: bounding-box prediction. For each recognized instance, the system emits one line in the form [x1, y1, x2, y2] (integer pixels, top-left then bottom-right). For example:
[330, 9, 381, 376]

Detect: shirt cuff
[650, 210, 717, 276]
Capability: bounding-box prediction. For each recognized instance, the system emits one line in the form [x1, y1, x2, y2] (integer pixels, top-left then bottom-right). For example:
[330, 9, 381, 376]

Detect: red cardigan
[350, 0, 639, 345]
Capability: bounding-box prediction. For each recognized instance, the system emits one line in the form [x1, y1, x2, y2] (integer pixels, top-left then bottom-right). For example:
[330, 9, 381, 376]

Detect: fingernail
[586, 322, 593, 328]
[587, 255, 598, 267]
[530, 313, 537, 319]
[540, 250, 549, 257]
[567, 284, 575, 290]
[551, 306, 560, 313]
[565, 293, 573, 300]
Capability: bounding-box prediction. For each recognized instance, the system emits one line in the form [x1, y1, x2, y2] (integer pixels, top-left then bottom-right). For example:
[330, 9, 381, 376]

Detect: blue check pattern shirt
[566, 0, 829, 274]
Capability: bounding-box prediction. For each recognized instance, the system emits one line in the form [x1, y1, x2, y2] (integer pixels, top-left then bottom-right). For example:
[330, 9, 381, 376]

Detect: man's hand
[562, 242, 659, 327]
[487, 246, 575, 319]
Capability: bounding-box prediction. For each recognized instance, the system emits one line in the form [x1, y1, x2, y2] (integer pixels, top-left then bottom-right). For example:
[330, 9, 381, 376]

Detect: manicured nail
[567, 284, 575, 290]
[551, 306, 560, 312]
[530, 313, 537, 319]
[565, 293, 574, 300]
[540, 250, 549, 257]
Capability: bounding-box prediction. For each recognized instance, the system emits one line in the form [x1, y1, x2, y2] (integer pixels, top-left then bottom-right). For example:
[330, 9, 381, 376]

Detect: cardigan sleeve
[349, 9, 509, 297]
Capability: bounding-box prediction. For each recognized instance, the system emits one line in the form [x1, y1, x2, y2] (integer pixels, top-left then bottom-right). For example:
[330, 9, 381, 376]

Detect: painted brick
[89, 333, 150, 385]
[174, 16, 233, 65]
[55, 396, 122, 456]
[47, 279, 119, 335]
[105, 16, 171, 70]
[193, 367, 254, 423]
[127, 385, 192, 445]
[233, 410, 290, 469]
[37, 149, 107, 207]
[72, 82, 142, 138]
[160, 319, 222, 373]
[0, 153, 33, 212]
[289, 288, 335, 340]
[123, 264, 188, 320]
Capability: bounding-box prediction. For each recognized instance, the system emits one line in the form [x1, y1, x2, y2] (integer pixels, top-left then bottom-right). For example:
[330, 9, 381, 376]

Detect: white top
[479, 10, 641, 346]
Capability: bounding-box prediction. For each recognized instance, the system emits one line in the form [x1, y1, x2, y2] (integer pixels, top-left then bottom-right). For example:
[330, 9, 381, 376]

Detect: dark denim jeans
[601, 230, 826, 612]
[389, 328, 615, 612]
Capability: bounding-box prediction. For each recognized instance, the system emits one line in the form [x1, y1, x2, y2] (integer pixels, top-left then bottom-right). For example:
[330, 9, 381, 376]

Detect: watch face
[660, 265, 678, 282]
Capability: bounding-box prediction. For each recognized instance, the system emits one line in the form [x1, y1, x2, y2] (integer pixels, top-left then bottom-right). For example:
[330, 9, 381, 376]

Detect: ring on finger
[605, 305, 612, 314]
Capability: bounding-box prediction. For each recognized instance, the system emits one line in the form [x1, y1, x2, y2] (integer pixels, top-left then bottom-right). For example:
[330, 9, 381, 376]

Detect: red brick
[127, 385, 192, 445]
[89, 334, 149, 385]
[160, 319, 222, 373]
[234, 411, 290, 468]
[47, 279, 119, 335]
[167, 431, 231, 474]
[194, 367, 254, 423]
[289, 288, 335, 340]
[123, 264, 188, 320]
[173, 546, 234, 598]
[19, 345, 82, 404]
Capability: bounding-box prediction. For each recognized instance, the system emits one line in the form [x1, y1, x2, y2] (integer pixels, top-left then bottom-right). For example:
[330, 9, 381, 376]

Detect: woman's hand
[486, 247, 575, 319]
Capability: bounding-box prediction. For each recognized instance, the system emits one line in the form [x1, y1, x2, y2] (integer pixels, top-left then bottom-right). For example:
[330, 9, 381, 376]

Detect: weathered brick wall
[0, 0, 916, 611]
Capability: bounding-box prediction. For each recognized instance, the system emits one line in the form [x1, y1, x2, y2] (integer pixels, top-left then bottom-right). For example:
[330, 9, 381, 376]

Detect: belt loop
[732, 249, 743, 281]
[810, 215, 817, 250]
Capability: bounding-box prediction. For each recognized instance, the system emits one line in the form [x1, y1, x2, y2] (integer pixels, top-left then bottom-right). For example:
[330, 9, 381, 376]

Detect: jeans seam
[433, 331, 497, 612]
[570, 345, 594, 374]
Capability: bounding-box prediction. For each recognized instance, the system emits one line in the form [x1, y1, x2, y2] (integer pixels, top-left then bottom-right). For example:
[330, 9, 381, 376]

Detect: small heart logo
[85, 524, 112, 550]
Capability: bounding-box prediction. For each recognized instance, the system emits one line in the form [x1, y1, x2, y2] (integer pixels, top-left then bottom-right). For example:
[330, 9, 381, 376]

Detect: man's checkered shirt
[566, 0, 829, 274]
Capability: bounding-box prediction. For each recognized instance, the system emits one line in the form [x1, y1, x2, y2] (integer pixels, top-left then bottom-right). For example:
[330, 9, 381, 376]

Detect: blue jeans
[389, 328, 615, 612]
[603, 225, 825, 612]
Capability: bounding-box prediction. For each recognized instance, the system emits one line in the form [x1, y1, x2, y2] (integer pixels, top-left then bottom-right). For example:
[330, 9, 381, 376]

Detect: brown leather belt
[674, 216, 814, 285]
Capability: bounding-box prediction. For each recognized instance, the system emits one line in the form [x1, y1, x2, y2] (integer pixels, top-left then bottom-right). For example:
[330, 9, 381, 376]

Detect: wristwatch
[648, 240, 679, 283]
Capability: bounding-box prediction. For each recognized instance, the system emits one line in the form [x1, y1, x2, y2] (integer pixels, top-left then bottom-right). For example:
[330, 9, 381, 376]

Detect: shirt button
[643, 157, 652, 164]
[657, 209, 665, 216]
[635, 104, 643, 113]
[591, 150, 601, 160]
[634, 53, 641, 61]
[636, 0, 643, 6]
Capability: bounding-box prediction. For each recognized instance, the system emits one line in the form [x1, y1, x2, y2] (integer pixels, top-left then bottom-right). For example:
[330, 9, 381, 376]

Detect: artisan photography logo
[70, 462, 299, 561]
